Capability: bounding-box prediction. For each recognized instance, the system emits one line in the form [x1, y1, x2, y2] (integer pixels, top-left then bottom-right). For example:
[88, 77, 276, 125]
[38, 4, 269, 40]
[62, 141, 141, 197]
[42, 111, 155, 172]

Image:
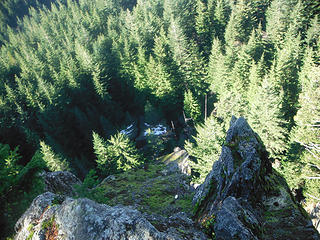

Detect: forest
[0, 0, 319, 238]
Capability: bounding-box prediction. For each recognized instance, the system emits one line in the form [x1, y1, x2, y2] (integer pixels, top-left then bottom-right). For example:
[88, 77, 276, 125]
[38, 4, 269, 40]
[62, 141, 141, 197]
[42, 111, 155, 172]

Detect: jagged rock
[40, 171, 81, 196]
[193, 117, 320, 240]
[14, 192, 206, 240]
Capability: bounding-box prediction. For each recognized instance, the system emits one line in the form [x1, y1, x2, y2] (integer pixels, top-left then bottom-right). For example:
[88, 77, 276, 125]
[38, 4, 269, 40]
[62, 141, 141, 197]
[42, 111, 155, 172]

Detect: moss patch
[26, 224, 35, 240]
[93, 162, 193, 217]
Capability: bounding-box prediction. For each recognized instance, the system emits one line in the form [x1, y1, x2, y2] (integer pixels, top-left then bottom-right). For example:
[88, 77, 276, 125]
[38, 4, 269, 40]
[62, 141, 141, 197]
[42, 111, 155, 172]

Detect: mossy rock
[94, 162, 194, 217]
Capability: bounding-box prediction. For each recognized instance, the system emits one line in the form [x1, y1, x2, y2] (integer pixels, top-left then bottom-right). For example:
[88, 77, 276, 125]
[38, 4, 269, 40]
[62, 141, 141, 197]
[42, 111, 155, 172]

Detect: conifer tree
[184, 89, 202, 123]
[305, 16, 320, 49]
[185, 115, 225, 183]
[163, 0, 197, 39]
[247, 56, 265, 108]
[93, 132, 142, 176]
[168, 18, 207, 96]
[212, 0, 231, 40]
[108, 132, 141, 171]
[248, 67, 288, 158]
[224, 0, 258, 48]
[133, 47, 149, 92]
[207, 38, 230, 96]
[290, 48, 320, 200]
[195, 0, 212, 57]
[266, 0, 301, 48]
[146, 55, 174, 101]
[40, 141, 69, 172]
[92, 131, 114, 175]
[230, 45, 253, 97]
[274, 34, 302, 129]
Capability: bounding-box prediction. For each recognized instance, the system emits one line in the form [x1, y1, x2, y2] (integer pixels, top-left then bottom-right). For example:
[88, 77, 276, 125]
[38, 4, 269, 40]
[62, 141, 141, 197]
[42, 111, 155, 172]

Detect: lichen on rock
[14, 192, 206, 240]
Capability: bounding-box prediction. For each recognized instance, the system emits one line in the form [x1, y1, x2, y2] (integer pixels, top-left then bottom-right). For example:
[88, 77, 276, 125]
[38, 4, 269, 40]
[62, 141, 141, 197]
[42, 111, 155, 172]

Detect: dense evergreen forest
[0, 0, 319, 238]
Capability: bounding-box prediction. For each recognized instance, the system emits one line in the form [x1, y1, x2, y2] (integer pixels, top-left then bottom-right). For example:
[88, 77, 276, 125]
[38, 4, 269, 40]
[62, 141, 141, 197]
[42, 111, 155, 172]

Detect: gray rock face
[308, 203, 320, 232]
[40, 171, 81, 196]
[162, 149, 191, 176]
[14, 192, 57, 240]
[193, 117, 320, 240]
[14, 192, 207, 240]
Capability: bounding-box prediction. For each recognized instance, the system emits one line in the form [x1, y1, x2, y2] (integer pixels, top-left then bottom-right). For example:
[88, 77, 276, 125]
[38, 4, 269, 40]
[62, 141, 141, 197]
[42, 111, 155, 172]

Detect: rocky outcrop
[307, 203, 320, 232]
[161, 148, 191, 176]
[15, 116, 320, 240]
[40, 171, 81, 196]
[14, 192, 207, 240]
[193, 116, 320, 239]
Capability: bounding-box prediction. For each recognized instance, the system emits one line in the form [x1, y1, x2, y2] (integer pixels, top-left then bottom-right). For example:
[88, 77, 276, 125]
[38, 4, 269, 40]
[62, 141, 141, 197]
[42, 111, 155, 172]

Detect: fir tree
[185, 115, 225, 183]
[207, 38, 230, 96]
[212, 0, 231, 40]
[266, 0, 302, 48]
[93, 131, 142, 176]
[248, 67, 288, 158]
[168, 18, 207, 95]
[195, 0, 212, 57]
[290, 48, 320, 201]
[40, 141, 69, 172]
[247, 56, 265, 108]
[274, 34, 302, 129]
[184, 89, 202, 123]
[107, 132, 141, 172]
[224, 0, 259, 48]
[92, 131, 114, 175]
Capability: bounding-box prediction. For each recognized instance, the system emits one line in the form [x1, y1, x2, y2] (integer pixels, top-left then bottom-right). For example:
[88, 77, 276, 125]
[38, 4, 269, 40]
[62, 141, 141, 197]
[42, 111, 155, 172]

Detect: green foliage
[185, 116, 225, 183]
[184, 89, 202, 124]
[1, 0, 320, 236]
[248, 68, 289, 158]
[41, 216, 55, 230]
[73, 169, 105, 203]
[0, 144, 45, 238]
[207, 38, 229, 96]
[0, 144, 22, 199]
[224, 0, 267, 48]
[144, 129, 166, 160]
[40, 141, 69, 172]
[286, 48, 320, 201]
[93, 131, 143, 176]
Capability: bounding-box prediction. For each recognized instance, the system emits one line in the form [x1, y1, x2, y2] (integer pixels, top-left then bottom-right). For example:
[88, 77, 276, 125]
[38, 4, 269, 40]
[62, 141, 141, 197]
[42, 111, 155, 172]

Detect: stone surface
[40, 171, 81, 196]
[307, 203, 320, 232]
[14, 192, 206, 240]
[193, 116, 320, 240]
[14, 192, 57, 240]
[161, 149, 191, 176]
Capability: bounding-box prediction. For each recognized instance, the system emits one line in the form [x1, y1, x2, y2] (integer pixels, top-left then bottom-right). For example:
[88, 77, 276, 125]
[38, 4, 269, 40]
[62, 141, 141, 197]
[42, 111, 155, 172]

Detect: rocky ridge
[14, 192, 206, 240]
[14, 117, 320, 239]
[193, 116, 319, 239]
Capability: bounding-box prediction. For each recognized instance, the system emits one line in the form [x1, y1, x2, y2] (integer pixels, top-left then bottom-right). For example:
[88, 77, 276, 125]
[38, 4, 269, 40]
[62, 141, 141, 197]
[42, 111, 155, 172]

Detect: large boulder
[40, 171, 81, 196]
[14, 192, 206, 240]
[193, 117, 320, 239]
